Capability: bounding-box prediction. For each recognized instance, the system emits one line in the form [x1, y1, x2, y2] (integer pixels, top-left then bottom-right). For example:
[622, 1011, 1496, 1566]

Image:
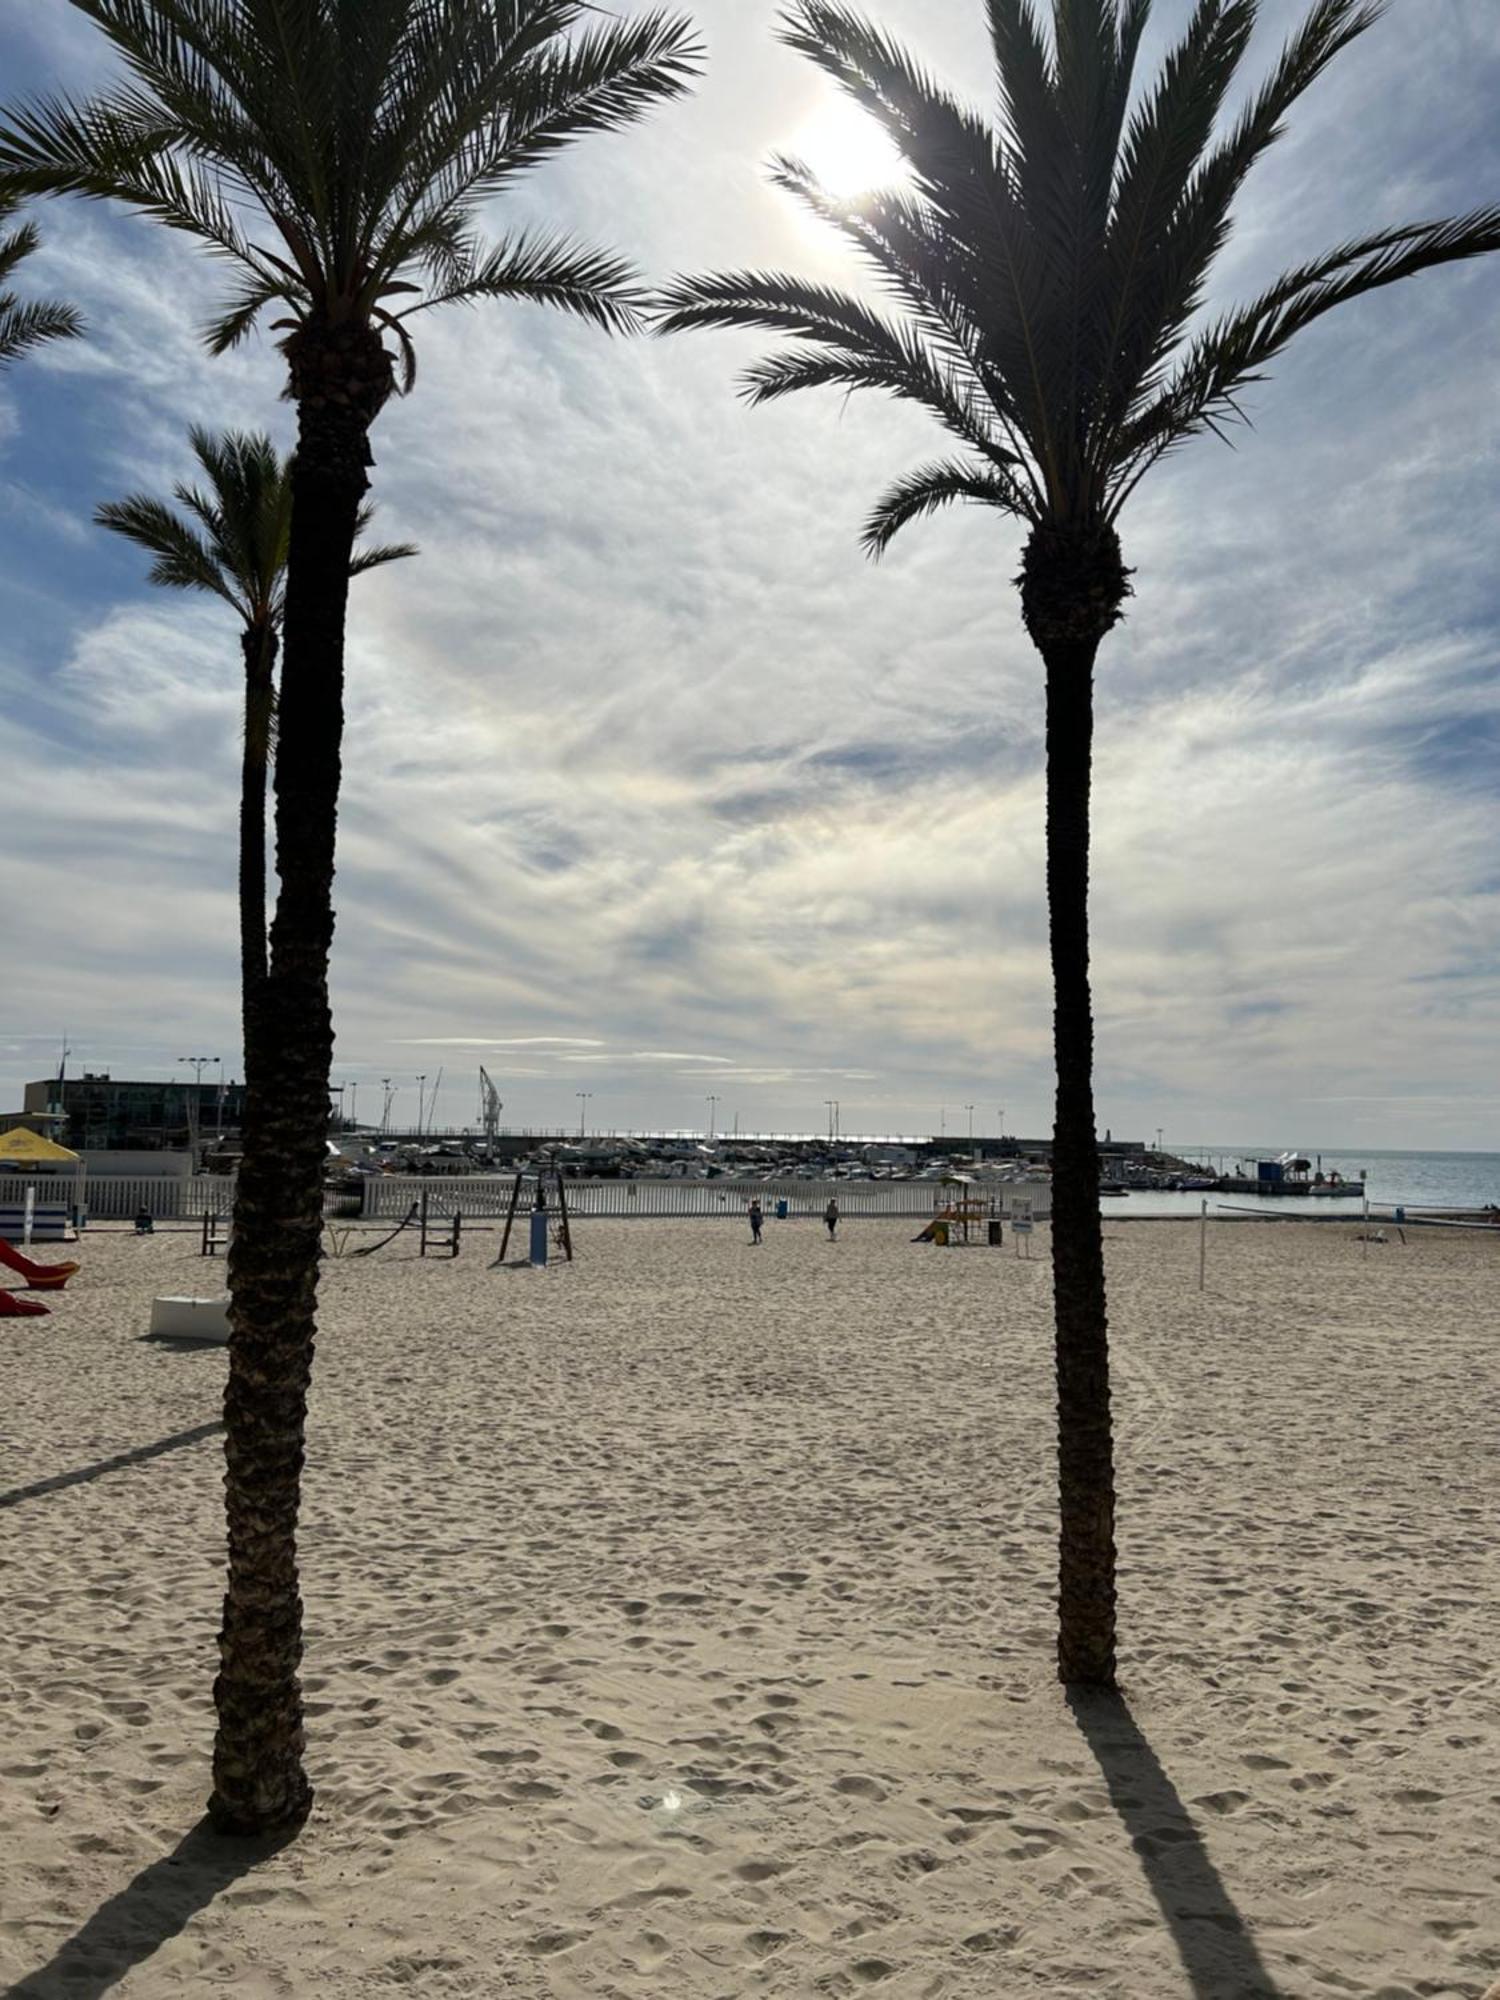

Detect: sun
[790, 97, 905, 199]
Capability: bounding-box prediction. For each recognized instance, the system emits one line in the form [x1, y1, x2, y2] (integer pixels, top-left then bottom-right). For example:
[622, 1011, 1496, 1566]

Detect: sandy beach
[1, 1216, 1497, 1999]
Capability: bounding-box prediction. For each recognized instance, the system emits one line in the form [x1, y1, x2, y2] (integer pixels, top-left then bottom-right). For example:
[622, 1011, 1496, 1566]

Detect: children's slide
[0, 1239, 79, 1290]
[0, 1289, 50, 1316]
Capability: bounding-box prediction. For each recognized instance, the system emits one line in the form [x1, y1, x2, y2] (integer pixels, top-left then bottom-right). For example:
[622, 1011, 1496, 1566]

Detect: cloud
[0, 1, 1497, 1145]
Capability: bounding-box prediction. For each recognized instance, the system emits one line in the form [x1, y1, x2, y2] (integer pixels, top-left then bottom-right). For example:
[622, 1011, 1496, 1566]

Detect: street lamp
[1155, 1126, 1164, 1154]
[415, 1075, 427, 1138]
[177, 1055, 218, 1158]
[966, 1103, 976, 1157]
[824, 1098, 836, 1145]
[577, 1091, 593, 1139]
[705, 1094, 719, 1140]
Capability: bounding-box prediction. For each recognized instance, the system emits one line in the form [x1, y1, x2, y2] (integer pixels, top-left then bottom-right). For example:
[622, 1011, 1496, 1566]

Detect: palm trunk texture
[1020, 522, 1130, 1691]
[211, 323, 392, 1834]
[238, 622, 275, 1085]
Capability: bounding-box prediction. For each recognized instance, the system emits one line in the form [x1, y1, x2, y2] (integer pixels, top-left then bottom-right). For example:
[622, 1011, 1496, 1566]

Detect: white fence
[0, 1171, 1053, 1227]
[358, 1175, 1052, 1222]
[0, 1174, 242, 1223]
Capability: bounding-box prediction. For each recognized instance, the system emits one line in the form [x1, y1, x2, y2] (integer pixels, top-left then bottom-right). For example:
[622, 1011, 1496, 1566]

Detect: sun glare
[792, 97, 905, 199]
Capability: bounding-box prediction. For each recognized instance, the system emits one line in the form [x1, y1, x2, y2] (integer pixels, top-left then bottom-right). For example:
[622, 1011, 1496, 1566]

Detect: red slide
[0, 1290, 50, 1316]
[0, 1239, 79, 1290]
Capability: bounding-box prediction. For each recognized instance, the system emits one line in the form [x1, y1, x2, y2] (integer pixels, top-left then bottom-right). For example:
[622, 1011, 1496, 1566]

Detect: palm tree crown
[95, 426, 413, 632]
[657, 0, 1500, 555]
[0, 0, 702, 387]
[0, 189, 81, 367]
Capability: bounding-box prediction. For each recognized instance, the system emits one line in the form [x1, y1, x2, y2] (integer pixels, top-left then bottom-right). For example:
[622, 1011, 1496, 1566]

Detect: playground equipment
[0, 1289, 50, 1316]
[418, 1189, 462, 1258]
[493, 1170, 574, 1268]
[0, 1238, 79, 1290]
[913, 1179, 1000, 1245]
[201, 1210, 232, 1257]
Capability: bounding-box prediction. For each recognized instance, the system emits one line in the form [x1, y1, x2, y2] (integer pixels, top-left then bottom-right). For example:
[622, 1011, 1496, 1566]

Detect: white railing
[0, 1170, 1052, 1227]
[1, 1174, 339, 1224]
[0, 1173, 241, 1222]
[357, 1175, 1051, 1221]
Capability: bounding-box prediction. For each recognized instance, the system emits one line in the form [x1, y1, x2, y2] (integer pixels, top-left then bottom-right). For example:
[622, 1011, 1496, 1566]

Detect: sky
[0, 0, 1497, 1150]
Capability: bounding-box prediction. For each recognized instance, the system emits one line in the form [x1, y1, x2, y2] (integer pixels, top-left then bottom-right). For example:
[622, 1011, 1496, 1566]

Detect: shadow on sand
[0, 1422, 225, 1513]
[3, 1818, 292, 2000]
[1069, 1689, 1285, 2000]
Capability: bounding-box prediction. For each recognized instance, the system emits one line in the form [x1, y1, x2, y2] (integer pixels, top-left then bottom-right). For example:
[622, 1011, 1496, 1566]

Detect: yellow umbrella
[0, 1128, 79, 1163]
[0, 1128, 85, 1244]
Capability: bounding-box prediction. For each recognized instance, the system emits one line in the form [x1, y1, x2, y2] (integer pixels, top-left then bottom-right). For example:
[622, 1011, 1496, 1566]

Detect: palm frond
[470, 12, 704, 187]
[1099, 0, 1384, 443]
[655, 265, 1013, 463]
[399, 228, 647, 332]
[863, 454, 1034, 556]
[766, 156, 1035, 456]
[0, 191, 81, 365]
[0, 294, 83, 365]
[94, 493, 246, 611]
[1108, 203, 1500, 511]
[348, 539, 417, 576]
[778, 3, 1069, 491]
[0, 0, 700, 377]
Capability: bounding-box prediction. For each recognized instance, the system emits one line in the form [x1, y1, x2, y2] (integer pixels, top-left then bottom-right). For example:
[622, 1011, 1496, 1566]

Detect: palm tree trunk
[1019, 519, 1131, 1692]
[1043, 636, 1117, 1687]
[211, 324, 392, 1835]
[238, 623, 275, 1085]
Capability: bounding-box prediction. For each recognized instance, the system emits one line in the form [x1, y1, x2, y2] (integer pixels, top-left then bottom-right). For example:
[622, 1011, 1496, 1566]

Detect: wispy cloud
[0, 2, 1496, 1144]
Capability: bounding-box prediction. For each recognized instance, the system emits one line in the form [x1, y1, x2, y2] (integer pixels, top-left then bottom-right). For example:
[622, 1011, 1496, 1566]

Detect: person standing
[748, 1198, 764, 1244]
[824, 1197, 839, 1240]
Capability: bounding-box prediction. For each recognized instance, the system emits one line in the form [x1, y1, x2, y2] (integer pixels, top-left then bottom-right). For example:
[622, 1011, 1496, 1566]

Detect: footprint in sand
[735, 1858, 787, 1882]
[833, 1775, 887, 1801]
[525, 1930, 587, 1956]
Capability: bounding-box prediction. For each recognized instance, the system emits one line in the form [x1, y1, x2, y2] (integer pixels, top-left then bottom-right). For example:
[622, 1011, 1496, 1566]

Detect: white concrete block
[150, 1294, 231, 1343]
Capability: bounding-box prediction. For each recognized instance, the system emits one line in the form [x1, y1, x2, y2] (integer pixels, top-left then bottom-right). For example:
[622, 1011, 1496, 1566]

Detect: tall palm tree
[96, 428, 413, 1071]
[0, 189, 80, 366]
[0, 0, 701, 1833]
[657, 0, 1500, 1687]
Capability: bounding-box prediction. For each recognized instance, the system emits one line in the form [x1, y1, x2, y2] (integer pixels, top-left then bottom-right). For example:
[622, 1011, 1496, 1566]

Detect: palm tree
[0, 0, 701, 1833]
[0, 189, 80, 366]
[96, 428, 413, 1073]
[656, 0, 1500, 1688]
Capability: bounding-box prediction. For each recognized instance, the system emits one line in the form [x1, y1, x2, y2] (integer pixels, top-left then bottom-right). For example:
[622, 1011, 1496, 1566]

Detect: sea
[1107, 1147, 1500, 1220]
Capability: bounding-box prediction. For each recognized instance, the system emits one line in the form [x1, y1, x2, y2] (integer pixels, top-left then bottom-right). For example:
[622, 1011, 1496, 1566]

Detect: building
[23, 1073, 247, 1153]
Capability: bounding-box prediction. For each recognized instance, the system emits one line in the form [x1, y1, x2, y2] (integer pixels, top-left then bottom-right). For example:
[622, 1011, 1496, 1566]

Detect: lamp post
[966, 1103, 976, 1158]
[415, 1075, 427, 1139]
[349, 1080, 358, 1131]
[1155, 1126, 1164, 1155]
[824, 1098, 836, 1145]
[177, 1055, 217, 1160]
[577, 1091, 593, 1139]
[705, 1094, 719, 1141]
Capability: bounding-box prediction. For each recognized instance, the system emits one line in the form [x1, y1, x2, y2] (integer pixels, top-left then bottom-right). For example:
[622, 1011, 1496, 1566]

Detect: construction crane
[478, 1066, 502, 1153]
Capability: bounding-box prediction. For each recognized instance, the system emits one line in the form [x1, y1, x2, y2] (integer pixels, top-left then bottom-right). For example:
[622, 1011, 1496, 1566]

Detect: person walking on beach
[824, 1197, 839, 1241]
[748, 1198, 763, 1245]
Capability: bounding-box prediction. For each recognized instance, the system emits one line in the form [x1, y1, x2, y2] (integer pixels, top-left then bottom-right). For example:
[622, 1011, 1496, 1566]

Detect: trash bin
[775, 1198, 789, 1220]
[987, 1217, 1003, 1246]
[931, 1219, 949, 1245]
